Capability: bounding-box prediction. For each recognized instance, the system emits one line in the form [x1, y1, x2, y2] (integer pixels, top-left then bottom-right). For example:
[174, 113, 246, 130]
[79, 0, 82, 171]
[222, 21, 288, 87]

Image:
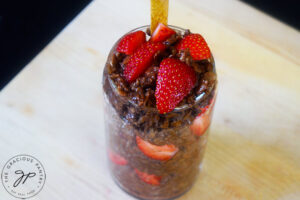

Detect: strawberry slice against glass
[136, 136, 178, 161]
[108, 149, 128, 165]
[190, 112, 211, 136]
[190, 97, 216, 136]
[134, 168, 162, 186]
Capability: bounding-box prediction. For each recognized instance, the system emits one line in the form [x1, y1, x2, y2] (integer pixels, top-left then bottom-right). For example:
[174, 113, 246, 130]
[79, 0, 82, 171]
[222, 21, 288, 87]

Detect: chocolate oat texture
[102, 25, 217, 200]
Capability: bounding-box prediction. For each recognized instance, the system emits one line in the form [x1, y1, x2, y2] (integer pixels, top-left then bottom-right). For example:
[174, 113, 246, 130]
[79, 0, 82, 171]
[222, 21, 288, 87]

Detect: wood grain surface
[0, 0, 299, 199]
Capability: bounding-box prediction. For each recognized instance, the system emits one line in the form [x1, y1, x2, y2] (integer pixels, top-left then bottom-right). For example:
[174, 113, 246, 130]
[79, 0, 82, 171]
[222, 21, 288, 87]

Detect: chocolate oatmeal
[102, 25, 217, 200]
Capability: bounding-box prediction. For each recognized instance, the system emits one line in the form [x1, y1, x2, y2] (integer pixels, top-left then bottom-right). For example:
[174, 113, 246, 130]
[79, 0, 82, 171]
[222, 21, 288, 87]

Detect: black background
[0, 0, 91, 89]
[0, 0, 299, 90]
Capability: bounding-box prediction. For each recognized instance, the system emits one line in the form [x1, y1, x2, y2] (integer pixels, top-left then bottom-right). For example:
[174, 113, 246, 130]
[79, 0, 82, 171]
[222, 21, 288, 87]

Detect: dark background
[0, 0, 299, 90]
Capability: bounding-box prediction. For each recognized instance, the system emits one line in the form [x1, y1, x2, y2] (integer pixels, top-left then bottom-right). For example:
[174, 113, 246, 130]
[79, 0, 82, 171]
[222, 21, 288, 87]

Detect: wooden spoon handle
[151, 0, 169, 33]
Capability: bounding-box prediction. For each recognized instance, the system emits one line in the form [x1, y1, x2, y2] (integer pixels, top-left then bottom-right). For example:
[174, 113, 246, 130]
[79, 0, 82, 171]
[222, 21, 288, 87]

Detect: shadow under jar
[102, 25, 217, 200]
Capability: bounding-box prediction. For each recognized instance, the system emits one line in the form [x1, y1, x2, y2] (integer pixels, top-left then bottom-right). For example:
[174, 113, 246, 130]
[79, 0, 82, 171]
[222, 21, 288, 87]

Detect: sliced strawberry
[116, 31, 146, 55]
[177, 33, 211, 60]
[136, 136, 178, 161]
[151, 23, 176, 42]
[124, 41, 166, 82]
[155, 58, 196, 114]
[134, 168, 162, 186]
[190, 98, 215, 136]
[190, 112, 211, 136]
[200, 104, 210, 114]
[108, 150, 128, 165]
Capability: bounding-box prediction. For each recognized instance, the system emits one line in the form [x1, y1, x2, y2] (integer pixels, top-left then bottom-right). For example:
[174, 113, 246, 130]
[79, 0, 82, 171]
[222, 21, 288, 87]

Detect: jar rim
[105, 25, 216, 113]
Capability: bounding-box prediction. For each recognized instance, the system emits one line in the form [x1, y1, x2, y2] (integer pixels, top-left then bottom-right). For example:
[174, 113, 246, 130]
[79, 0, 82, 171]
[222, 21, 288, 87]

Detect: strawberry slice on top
[134, 168, 162, 186]
[151, 23, 176, 42]
[136, 136, 178, 161]
[155, 58, 196, 114]
[176, 33, 211, 61]
[124, 41, 166, 82]
[116, 31, 146, 55]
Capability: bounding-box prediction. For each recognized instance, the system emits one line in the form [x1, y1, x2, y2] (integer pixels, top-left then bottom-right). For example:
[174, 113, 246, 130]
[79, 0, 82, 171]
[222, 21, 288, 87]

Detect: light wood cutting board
[0, 0, 299, 199]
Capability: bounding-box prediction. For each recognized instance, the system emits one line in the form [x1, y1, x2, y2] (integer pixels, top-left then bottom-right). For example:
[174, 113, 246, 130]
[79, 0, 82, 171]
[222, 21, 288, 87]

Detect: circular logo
[1, 155, 46, 199]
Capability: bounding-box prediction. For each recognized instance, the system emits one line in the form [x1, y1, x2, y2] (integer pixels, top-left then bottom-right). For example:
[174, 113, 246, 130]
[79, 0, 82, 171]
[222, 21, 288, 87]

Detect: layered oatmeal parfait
[102, 23, 217, 200]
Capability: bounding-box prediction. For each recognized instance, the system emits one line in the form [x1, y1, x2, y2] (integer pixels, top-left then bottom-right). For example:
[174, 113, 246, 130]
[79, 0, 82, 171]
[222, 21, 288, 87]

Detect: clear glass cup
[102, 25, 217, 200]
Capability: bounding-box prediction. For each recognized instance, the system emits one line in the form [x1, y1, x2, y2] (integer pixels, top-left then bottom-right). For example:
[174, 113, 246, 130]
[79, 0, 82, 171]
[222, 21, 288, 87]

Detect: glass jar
[102, 25, 217, 200]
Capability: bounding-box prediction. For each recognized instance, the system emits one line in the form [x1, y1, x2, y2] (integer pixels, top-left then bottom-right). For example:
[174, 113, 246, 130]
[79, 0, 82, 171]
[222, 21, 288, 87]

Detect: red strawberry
[124, 41, 166, 82]
[136, 136, 178, 161]
[177, 33, 211, 60]
[190, 97, 215, 136]
[108, 150, 128, 165]
[200, 104, 210, 114]
[134, 168, 161, 186]
[151, 23, 176, 42]
[155, 58, 196, 114]
[190, 112, 211, 136]
[116, 31, 146, 55]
